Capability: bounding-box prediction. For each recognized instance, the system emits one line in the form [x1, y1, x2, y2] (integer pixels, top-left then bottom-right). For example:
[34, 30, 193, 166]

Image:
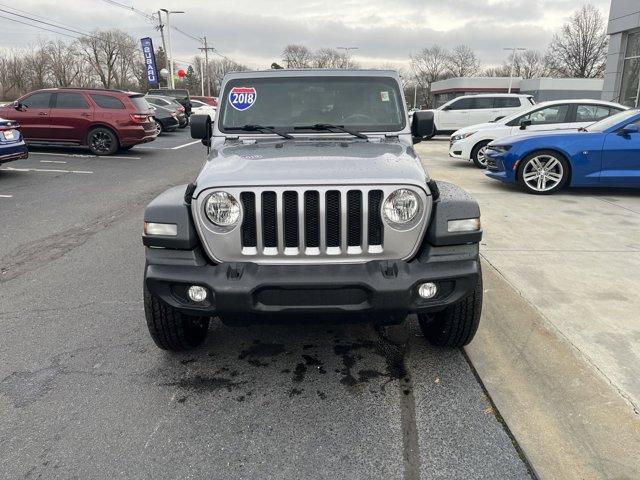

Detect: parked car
[0, 118, 28, 164]
[484, 109, 640, 194]
[141, 69, 483, 352]
[191, 95, 217, 107]
[147, 88, 192, 116]
[190, 99, 216, 120]
[151, 104, 180, 135]
[145, 95, 188, 128]
[0, 88, 157, 155]
[421, 94, 534, 137]
[450, 99, 627, 168]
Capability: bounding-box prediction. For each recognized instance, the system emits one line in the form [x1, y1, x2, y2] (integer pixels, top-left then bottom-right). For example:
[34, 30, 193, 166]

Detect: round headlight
[204, 191, 240, 227]
[383, 189, 420, 225]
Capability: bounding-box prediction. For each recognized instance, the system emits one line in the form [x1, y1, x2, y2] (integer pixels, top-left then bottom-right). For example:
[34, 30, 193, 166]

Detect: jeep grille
[192, 185, 431, 265]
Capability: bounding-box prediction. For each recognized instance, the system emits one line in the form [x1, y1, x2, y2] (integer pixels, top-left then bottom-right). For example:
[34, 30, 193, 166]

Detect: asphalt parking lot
[0, 130, 532, 479]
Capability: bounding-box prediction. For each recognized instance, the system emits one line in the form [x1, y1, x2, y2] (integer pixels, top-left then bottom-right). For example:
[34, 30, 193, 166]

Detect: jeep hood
[193, 139, 429, 197]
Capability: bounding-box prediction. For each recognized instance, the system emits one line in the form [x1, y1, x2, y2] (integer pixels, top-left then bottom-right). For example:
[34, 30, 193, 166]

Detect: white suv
[425, 94, 534, 135]
[449, 99, 627, 168]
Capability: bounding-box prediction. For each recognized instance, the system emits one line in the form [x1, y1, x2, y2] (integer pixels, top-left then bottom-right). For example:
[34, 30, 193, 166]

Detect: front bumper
[0, 141, 28, 164]
[448, 138, 471, 160]
[144, 245, 480, 323]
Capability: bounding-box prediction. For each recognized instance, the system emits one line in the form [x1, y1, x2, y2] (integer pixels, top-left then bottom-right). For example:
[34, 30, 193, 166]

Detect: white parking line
[0, 167, 93, 174]
[0, 194, 13, 198]
[172, 140, 201, 150]
[30, 152, 141, 160]
[40, 160, 67, 164]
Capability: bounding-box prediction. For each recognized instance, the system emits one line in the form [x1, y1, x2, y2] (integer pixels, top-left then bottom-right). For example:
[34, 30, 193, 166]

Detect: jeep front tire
[418, 268, 483, 348]
[144, 283, 210, 351]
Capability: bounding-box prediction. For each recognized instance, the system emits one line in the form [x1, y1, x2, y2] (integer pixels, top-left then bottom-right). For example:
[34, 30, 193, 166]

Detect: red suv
[0, 88, 157, 155]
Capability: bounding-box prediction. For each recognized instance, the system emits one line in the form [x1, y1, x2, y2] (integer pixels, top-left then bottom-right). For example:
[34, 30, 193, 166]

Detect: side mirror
[519, 119, 532, 130]
[13, 100, 25, 112]
[411, 111, 435, 144]
[620, 123, 639, 135]
[190, 114, 212, 146]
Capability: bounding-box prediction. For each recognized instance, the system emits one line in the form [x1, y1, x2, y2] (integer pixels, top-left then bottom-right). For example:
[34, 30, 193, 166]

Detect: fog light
[187, 285, 208, 302]
[418, 282, 438, 299]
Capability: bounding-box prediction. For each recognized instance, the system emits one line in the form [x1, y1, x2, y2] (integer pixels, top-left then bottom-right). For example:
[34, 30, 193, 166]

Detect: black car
[147, 89, 192, 116]
[151, 104, 179, 135]
[145, 95, 188, 128]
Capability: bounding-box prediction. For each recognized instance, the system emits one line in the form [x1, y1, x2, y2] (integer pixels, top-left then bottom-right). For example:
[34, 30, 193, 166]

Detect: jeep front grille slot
[304, 191, 320, 248]
[240, 192, 257, 247]
[262, 192, 277, 248]
[325, 190, 341, 248]
[207, 185, 429, 264]
[368, 190, 383, 247]
[347, 190, 362, 247]
[283, 191, 299, 248]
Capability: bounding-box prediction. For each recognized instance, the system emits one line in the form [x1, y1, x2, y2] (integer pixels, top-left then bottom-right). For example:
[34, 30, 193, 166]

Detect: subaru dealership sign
[140, 37, 159, 86]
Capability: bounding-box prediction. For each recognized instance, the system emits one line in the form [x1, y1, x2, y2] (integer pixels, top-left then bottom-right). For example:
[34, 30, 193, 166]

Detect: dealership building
[601, 0, 640, 107]
[430, 77, 605, 107]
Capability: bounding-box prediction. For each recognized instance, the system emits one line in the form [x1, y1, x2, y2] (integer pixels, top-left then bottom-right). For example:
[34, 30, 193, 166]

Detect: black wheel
[418, 268, 483, 348]
[87, 127, 118, 156]
[517, 150, 569, 195]
[471, 140, 491, 169]
[155, 121, 163, 136]
[144, 283, 210, 351]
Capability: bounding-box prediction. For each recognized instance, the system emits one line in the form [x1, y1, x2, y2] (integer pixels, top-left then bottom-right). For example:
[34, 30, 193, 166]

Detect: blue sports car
[0, 117, 28, 164]
[484, 109, 640, 194]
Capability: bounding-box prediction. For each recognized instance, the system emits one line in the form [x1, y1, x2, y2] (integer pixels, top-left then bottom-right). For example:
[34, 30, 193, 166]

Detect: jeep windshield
[218, 76, 406, 135]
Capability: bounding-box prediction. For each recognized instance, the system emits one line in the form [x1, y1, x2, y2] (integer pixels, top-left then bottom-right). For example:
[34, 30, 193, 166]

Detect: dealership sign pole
[141, 37, 159, 87]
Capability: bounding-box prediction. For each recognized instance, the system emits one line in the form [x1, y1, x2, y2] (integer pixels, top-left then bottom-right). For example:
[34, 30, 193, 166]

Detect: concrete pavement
[416, 140, 640, 479]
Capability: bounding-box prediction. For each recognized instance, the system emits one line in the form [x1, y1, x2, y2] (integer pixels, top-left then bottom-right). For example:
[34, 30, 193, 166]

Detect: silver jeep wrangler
[142, 69, 483, 351]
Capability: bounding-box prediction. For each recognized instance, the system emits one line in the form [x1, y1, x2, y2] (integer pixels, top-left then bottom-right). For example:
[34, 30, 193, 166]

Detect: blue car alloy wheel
[517, 150, 569, 194]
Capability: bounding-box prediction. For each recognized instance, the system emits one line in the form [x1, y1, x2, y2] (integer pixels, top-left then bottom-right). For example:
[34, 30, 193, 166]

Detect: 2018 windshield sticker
[380, 91, 390, 102]
[229, 87, 257, 111]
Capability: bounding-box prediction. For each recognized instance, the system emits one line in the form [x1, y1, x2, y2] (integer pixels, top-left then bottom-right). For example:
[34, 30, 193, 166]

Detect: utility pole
[156, 11, 168, 87]
[503, 47, 526, 93]
[198, 36, 215, 97]
[160, 9, 185, 89]
[200, 57, 205, 96]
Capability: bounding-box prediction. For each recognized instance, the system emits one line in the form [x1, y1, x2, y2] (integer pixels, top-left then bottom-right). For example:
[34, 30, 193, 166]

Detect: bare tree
[281, 44, 313, 68]
[445, 44, 481, 77]
[312, 48, 358, 69]
[410, 45, 450, 107]
[46, 40, 81, 87]
[545, 4, 608, 78]
[483, 50, 548, 79]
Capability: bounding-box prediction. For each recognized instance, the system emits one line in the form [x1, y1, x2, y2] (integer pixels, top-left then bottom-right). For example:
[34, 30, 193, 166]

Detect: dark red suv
[0, 88, 157, 155]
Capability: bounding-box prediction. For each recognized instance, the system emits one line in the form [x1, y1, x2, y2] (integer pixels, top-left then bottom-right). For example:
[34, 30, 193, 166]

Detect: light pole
[160, 9, 185, 89]
[503, 47, 526, 93]
[337, 46, 359, 63]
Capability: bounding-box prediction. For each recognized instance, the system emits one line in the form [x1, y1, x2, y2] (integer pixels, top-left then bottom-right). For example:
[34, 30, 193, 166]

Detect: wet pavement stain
[288, 388, 303, 397]
[238, 341, 286, 360]
[163, 375, 241, 393]
[0, 365, 61, 407]
[357, 369, 386, 382]
[317, 390, 327, 400]
[247, 358, 269, 367]
[292, 363, 307, 382]
[302, 354, 321, 366]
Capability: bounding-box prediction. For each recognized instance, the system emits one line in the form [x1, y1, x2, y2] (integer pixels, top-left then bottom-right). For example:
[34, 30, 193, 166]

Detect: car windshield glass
[585, 109, 637, 132]
[219, 76, 405, 134]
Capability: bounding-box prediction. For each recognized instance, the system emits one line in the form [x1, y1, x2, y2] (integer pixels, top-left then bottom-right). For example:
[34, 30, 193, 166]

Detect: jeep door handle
[81, 113, 91, 117]
[38, 112, 48, 116]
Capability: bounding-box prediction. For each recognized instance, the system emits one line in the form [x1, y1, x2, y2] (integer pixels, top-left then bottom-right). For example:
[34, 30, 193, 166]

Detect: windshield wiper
[227, 124, 293, 139]
[294, 123, 368, 139]
[578, 127, 588, 132]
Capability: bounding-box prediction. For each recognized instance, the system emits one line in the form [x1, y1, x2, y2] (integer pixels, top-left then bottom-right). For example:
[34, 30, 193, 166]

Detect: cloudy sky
[1, 0, 611, 70]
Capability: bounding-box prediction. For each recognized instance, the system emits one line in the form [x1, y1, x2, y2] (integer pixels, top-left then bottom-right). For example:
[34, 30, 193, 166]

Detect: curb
[466, 259, 640, 479]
